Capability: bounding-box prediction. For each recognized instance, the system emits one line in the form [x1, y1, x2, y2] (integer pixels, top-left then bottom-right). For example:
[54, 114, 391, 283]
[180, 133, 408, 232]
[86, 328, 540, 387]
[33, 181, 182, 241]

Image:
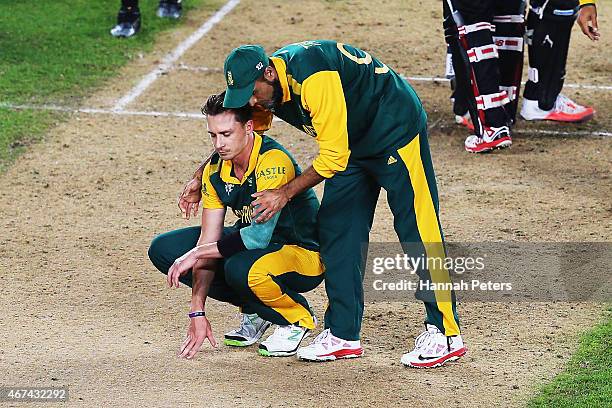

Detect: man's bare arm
[168, 208, 225, 288]
[178, 259, 218, 359]
[178, 152, 216, 219]
[173, 208, 225, 358]
[578, 4, 600, 41]
[190, 261, 215, 311]
[193, 151, 215, 180]
[251, 166, 325, 223]
[283, 166, 325, 200]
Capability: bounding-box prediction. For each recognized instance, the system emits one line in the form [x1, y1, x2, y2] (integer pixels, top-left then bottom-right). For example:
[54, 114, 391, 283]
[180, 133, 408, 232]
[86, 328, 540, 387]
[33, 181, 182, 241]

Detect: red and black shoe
[464, 125, 512, 153]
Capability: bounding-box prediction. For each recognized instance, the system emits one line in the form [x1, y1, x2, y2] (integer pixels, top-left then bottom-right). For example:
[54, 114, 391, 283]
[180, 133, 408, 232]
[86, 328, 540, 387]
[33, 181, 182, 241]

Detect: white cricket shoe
[520, 94, 594, 123]
[296, 329, 363, 361]
[400, 324, 467, 368]
[258, 325, 311, 357]
[224, 313, 271, 347]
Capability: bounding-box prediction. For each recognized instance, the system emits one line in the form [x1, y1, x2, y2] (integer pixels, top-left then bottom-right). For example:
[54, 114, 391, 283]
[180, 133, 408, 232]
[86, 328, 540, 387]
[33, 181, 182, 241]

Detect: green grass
[0, 0, 219, 171]
[528, 307, 612, 408]
[0, 108, 65, 170]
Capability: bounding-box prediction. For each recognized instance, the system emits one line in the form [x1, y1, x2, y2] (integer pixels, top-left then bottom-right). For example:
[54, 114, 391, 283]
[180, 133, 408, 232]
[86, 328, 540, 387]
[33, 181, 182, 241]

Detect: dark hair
[201, 91, 252, 124]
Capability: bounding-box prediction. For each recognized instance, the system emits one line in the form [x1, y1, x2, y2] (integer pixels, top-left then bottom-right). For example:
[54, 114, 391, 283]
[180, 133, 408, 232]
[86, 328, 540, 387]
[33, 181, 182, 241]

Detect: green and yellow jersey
[255, 40, 427, 178]
[202, 133, 320, 257]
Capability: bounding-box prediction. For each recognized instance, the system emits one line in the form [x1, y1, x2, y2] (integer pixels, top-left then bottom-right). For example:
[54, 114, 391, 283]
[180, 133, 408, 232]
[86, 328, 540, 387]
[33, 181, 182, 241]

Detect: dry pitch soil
[1, 0, 610, 407]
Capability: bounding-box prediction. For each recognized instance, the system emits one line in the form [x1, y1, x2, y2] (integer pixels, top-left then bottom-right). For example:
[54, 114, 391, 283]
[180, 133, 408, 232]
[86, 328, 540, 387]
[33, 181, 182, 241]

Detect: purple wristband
[188, 311, 205, 318]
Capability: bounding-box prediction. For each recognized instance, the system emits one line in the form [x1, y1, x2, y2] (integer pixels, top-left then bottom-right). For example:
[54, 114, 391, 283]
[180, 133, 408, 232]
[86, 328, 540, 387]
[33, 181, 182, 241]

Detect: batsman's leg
[523, 0, 578, 111]
[493, 0, 526, 124]
[443, 0, 509, 135]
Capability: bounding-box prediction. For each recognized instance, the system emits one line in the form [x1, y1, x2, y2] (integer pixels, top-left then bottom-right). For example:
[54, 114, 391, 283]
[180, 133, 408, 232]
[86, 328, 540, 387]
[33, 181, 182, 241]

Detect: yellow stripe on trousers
[247, 245, 323, 330]
[397, 134, 461, 336]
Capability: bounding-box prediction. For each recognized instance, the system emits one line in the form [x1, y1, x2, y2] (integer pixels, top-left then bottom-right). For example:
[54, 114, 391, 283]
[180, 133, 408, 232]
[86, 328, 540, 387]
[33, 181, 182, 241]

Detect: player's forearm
[280, 166, 325, 200]
[193, 242, 223, 259]
[190, 265, 215, 311]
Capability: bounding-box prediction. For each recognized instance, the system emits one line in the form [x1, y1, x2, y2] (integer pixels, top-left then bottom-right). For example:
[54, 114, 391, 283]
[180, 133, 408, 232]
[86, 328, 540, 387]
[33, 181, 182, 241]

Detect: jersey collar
[220, 132, 262, 184]
[270, 57, 292, 103]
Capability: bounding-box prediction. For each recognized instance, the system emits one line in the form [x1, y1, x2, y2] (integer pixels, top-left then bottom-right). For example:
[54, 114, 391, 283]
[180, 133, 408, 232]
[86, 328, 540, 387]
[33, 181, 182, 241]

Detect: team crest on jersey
[302, 125, 317, 137]
[225, 182, 234, 195]
[293, 41, 321, 49]
[226, 71, 234, 86]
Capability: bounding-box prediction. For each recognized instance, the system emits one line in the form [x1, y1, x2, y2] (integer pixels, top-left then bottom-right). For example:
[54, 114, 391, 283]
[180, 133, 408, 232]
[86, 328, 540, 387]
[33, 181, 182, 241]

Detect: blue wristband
[188, 311, 205, 318]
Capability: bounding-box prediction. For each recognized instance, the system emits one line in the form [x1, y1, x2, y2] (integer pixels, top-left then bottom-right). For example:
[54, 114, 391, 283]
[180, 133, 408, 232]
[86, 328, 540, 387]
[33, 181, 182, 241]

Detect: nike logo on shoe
[418, 354, 439, 361]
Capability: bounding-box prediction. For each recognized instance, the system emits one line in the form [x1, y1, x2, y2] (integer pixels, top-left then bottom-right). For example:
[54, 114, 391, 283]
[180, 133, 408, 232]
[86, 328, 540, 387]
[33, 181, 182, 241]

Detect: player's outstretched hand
[578, 4, 600, 41]
[178, 178, 202, 220]
[251, 188, 290, 223]
[167, 249, 198, 288]
[179, 316, 217, 359]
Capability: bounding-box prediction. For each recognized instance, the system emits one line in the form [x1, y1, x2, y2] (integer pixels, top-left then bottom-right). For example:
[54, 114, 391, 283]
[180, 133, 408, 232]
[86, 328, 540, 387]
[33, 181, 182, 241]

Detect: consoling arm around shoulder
[302, 70, 351, 178]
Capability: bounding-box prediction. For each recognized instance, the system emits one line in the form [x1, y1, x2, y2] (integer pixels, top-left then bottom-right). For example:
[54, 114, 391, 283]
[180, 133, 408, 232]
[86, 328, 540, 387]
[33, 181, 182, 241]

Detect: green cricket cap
[223, 45, 268, 108]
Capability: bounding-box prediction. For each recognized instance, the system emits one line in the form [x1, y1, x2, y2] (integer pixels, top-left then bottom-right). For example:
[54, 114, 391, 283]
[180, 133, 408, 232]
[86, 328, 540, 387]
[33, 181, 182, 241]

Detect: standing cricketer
[180, 41, 465, 367]
[150, 92, 323, 358]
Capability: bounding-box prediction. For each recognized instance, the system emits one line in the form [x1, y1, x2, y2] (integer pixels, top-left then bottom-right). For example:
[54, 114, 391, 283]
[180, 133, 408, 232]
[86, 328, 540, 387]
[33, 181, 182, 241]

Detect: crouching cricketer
[148, 92, 324, 359]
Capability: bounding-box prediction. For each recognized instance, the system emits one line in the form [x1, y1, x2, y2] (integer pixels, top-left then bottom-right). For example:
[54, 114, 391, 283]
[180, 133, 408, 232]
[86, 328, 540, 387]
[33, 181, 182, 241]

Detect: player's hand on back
[178, 178, 203, 220]
[179, 316, 217, 359]
[251, 188, 290, 223]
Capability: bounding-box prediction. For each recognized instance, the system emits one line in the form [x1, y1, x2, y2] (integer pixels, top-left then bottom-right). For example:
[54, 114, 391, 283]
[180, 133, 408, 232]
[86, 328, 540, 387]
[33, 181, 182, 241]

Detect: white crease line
[401, 75, 612, 91]
[2, 102, 610, 137]
[112, 0, 241, 111]
[174, 66, 612, 91]
[176, 63, 223, 73]
[515, 129, 612, 137]
[1, 103, 204, 119]
[269, 116, 612, 137]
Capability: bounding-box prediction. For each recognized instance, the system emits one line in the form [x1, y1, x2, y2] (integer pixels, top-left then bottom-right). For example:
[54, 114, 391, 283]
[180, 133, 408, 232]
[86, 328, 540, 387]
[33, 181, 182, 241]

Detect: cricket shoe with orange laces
[520, 94, 594, 123]
[455, 112, 475, 131]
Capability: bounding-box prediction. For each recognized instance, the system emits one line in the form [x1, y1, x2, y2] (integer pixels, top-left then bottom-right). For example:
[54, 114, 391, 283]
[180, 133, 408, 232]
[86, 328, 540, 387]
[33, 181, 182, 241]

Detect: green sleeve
[239, 210, 281, 250]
